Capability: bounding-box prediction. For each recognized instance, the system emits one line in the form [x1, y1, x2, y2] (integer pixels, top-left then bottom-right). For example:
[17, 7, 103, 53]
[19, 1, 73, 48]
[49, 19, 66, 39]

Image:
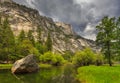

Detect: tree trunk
[107, 41, 112, 66]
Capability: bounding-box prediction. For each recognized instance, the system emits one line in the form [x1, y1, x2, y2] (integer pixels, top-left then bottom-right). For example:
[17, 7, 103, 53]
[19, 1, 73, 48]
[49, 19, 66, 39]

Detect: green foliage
[113, 17, 120, 60]
[18, 30, 26, 43]
[40, 51, 65, 66]
[35, 42, 47, 54]
[39, 63, 52, 68]
[72, 48, 96, 67]
[27, 30, 35, 46]
[17, 39, 39, 58]
[0, 17, 15, 61]
[36, 26, 42, 43]
[96, 16, 116, 66]
[96, 16, 115, 46]
[62, 50, 74, 62]
[95, 53, 104, 66]
[0, 64, 12, 69]
[77, 65, 120, 83]
[45, 32, 52, 51]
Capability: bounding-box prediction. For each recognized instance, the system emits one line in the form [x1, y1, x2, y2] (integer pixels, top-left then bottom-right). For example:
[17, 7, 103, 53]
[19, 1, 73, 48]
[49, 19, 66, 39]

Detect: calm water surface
[0, 64, 79, 83]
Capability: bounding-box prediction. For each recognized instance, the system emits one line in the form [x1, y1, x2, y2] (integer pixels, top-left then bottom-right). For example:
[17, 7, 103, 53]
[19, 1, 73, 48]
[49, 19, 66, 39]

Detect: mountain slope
[0, 0, 97, 54]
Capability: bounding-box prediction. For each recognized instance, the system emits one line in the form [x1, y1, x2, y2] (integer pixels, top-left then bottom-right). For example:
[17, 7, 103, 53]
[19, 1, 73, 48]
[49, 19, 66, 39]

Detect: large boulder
[11, 54, 39, 74]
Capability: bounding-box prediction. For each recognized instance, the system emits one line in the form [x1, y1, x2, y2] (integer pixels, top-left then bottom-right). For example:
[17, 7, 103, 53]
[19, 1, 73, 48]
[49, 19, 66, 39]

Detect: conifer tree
[0, 17, 15, 61]
[36, 26, 41, 43]
[96, 16, 115, 66]
[27, 30, 35, 46]
[114, 17, 120, 60]
[45, 32, 52, 51]
[18, 30, 26, 43]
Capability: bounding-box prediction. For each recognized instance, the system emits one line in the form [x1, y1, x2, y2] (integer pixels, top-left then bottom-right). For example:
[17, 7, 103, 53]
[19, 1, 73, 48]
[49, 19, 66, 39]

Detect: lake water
[0, 64, 79, 83]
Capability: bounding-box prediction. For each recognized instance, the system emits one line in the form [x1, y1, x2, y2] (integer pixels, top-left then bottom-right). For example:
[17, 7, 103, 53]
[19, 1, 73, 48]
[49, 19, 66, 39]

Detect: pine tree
[45, 32, 52, 51]
[18, 39, 39, 57]
[0, 16, 3, 45]
[35, 26, 48, 54]
[18, 30, 26, 43]
[27, 30, 35, 46]
[36, 26, 41, 43]
[115, 17, 120, 60]
[96, 16, 116, 66]
[0, 16, 3, 59]
[0, 17, 15, 61]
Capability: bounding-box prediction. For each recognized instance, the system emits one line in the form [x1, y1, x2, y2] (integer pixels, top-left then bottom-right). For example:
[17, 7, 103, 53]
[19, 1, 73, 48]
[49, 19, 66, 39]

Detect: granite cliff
[0, 0, 97, 54]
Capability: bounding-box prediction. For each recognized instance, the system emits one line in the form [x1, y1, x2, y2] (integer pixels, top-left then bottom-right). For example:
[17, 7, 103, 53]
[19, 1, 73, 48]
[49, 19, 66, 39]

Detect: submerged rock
[11, 54, 39, 74]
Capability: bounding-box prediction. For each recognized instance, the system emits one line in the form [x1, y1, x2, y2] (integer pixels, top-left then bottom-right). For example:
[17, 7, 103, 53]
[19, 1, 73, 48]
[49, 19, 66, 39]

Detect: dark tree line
[0, 16, 52, 63]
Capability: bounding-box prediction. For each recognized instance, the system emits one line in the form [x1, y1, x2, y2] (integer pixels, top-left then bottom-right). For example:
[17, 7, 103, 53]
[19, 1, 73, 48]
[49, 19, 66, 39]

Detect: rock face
[0, 1, 98, 53]
[11, 54, 39, 74]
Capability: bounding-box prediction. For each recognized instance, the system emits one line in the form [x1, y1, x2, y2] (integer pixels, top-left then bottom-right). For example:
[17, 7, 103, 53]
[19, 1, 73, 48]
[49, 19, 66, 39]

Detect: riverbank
[0, 63, 54, 69]
[0, 62, 73, 69]
[0, 64, 12, 69]
[77, 65, 120, 83]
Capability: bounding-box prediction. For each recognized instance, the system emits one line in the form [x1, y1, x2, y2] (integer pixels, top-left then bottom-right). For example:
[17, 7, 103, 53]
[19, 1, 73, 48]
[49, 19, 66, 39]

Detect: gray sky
[13, 0, 120, 40]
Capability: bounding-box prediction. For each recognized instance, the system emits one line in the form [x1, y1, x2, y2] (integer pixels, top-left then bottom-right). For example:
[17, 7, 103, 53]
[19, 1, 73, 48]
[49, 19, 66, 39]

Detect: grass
[77, 65, 120, 83]
[0, 64, 12, 69]
[0, 63, 52, 69]
[39, 63, 52, 68]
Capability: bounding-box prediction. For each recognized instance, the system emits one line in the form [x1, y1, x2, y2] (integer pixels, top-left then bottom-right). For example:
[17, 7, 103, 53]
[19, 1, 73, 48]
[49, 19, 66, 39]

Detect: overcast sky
[13, 0, 120, 40]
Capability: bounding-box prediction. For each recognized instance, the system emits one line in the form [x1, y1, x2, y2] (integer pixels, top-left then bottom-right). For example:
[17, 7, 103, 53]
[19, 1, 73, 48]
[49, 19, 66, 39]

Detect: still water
[0, 64, 79, 83]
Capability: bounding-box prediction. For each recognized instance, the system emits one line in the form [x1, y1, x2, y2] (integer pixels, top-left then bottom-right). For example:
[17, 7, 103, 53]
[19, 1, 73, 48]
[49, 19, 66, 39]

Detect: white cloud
[83, 23, 96, 40]
[84, 23, 95, 33]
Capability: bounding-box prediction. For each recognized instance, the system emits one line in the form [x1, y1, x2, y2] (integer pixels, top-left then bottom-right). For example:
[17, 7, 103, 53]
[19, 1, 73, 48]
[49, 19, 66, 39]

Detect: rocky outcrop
[0, 0, 12, 3]
[55, 22, 74, 35]
[0, 0, 98, 53]
[11, 54, 39, 74]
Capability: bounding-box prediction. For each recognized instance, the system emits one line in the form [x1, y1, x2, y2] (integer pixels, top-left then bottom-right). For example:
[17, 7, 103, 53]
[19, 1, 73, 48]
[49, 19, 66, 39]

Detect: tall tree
[45, 32, 52, 51]
[18, 39, 39, 57]
[35, 26, 47, 54]
[27, 30, 35, 46]
[0, 16, 3, 60]
[96, 16, 115, 66]
[115, 17, 120, 60]
[0, 17, 15, 61]
[18, 30, 26, 43]
[0, 16, 3, 45]
[36, 26, 42, 43]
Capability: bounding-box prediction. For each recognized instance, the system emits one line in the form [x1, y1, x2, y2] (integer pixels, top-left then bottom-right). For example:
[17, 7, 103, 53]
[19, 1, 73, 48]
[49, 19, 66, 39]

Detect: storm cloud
[13, 0, 120, 40]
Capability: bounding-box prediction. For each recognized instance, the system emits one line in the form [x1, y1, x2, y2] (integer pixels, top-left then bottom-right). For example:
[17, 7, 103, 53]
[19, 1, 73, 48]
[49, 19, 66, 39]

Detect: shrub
[95, 53, 104, 66]
[18, 39, 40, 57]
[62, 50, 74, 62]
[55, 54, 65, 65]
[35, 42, 47, 54]
[40, 51, 65, 66]
[72, 48, 96, 67]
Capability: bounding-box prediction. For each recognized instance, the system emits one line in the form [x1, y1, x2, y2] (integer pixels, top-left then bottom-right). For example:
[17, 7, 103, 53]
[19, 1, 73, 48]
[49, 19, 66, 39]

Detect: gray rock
[11, 54, 39, 74]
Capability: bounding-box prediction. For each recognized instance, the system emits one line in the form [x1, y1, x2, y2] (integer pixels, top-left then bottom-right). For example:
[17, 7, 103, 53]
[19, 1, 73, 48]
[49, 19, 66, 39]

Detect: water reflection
[0, 64, 79, 83]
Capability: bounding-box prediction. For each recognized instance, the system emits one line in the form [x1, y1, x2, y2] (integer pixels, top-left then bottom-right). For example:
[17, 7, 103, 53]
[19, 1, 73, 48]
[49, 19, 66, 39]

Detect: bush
[72, 48, 96, 67]
[95, 53, 104, 66]
[40, 51, 65, 66]
[35, 42, 47, 54]
[18, 39, 40, 57]
[62, 50, 74, 62]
